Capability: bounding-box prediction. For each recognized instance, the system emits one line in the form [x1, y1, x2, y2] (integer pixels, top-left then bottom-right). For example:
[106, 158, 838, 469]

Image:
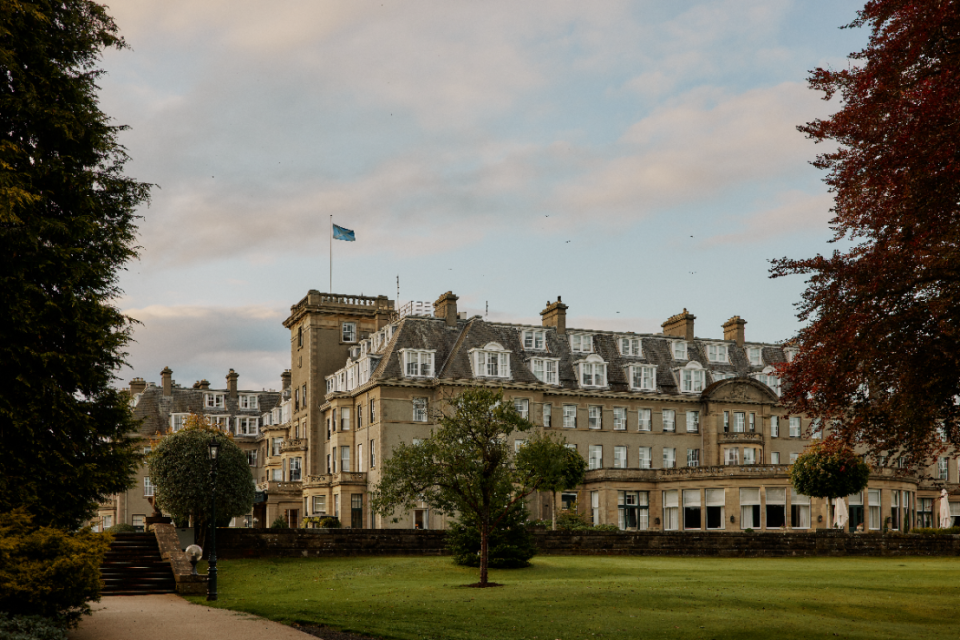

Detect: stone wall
[213, 528, 960, 559]
[153, 523, 207, 594]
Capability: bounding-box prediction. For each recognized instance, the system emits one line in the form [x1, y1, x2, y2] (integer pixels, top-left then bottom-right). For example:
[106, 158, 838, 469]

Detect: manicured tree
[791, 439, 872, 501]
[447, 501, 536, 569]
[148, 416, 254, 554]
[371, 388, 568, 587]
[771, 1, 960, 467]
[516, 432, 587, 530]
[0, 0, 150, 529]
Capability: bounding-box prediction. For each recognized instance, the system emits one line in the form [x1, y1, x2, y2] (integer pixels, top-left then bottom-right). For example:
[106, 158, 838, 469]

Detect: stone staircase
[100, 533, 176, 595]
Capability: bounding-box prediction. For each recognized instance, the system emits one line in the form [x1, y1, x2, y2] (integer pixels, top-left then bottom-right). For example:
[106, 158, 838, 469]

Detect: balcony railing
[718, 432, 764, 444]
[255, 480, 303, 493]
[303, 472, 367, 488]
[280, 438, 307, 452]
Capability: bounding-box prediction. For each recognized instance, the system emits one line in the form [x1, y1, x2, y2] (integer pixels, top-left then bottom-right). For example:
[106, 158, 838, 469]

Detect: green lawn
[186, 555, 960, 640]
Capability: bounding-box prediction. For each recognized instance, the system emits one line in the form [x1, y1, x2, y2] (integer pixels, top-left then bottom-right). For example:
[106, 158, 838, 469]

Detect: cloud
[701, 190, 834, 246]
[122, 304, 289, 391]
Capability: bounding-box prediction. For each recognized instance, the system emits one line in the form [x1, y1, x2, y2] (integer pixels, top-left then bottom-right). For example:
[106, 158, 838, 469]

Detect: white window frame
[530, 357, 560, 385]
[619, 337, 641, 357]
[672, 341, 688, 360]
[740, 488, 761, 529]
[342, 322, 357, 343]
[706, 343, 728, 363]
[663, 447, 676, 469]
[588, 406, 602, 430]
[513, 398, 530, 420]
[569, 333, 594, 353]
[522, 329, 546, 350]
[236, 416, 259, 436]
[412, 398, 428, 423]
[662, 409, 676, 432]
[613, 407, 627, 431]
[577, 354, 607, 388]
[204, 393, 225, 409]
[401, 349, 436, 378]
[239, 394, 258, 410]
[686, 410, 699, 433]
[748, 347, 762, 366]
[687, 448, 700, 468]
[638, 446, 652, 469]
[543, 403, 552, 428]
[679, 362, 706, 394]
[770, 416, 780, 438]
[614, 445, 627, 469]
[588, 444, 603, 470]
[170, 413, 189, 432]
[144, 476, 155, 497]
[663, 490, 679, 530]
[469, 343, 511, 380]
[770, 451, 781, 464]
[751, 366, 782, 396]
[789, 417, 801, 438]
[562, 404, 577, 428]
[638, 408, 652, 432]
[629, 365, 657, 391]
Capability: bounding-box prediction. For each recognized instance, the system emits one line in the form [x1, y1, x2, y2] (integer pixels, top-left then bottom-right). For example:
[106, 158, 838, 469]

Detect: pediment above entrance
[704, 379, 777, 404]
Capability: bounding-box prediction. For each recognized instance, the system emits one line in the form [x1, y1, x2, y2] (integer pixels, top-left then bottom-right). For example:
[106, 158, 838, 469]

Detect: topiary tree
[447, 501, 536, 569]
[791, 439, 871, 500]
[147, 416, 254, 554]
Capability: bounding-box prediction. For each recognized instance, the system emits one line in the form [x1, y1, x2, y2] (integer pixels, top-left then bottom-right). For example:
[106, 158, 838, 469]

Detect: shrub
[912, 527, 960, 536]
[592, 524, 621, 532]
[0, 613, 68, 640]
[105, 523, 136, 534]
[0, 509, 110, 627]
[447, 503, 536, 569]
[270, 517, 288, 529]
[556, 506, 592, 531]
[319, 516, 341, 529]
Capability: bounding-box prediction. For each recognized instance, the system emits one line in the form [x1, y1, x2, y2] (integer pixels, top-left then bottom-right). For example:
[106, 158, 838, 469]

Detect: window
[102, 515, 113, 529]
[711, 371, 735, 382]
[543, 403, 552, 428]
[531, 358, 559, 384]
[614, 446, 627, 469]
[733, 412, 745, 433]
[766, 487, 786, 528]
[271, 437, 282, 456]
[563, 405, 577, 428]
[740, 488, 761, 529]
[848, 491, 865, 531]
[370, 399, 378, 423]
[236, 417, 259, 436]
[561, 492, 578, 511]
[402, 350, 435, 378]
[340, 446, 350, 473]
[289, 457, 302, 481]
[613, 407, 626, 431]
[313, 495, 327, 515]
[890, 491, 901, 530]
[638, 446, 652, 469]
[619, 337, 641, 356]
[514, 398, 530, 420]
[412, 398, 427, 422]
[791, 489, 811, 528]
[724, 448, 740, 465]
[514, 439, 526, 452]
[662, 410, 676, 432]
[686, 448, 700, 468]
[170, 413, 189, 432]
[638, 408, 652, 432]
[784, 347, 798, 362]
[672, 341, 687, 360]
[686, 411, 699, 433]
[246, 450, 258, 467]
[663, 447, 676, 469]
[357, 443, 363, 472]
[588, 406, 602, 429]
[340, 407, 351, 431]
[342, 322, 357, 343]
[789, 417, 801, 437]
[706, 489, 725, 530]
[579, 357, 607, 388]
[144, 476, 155, 497]
[370, 439, 376, 468]
[749, 413, 756, 432]
[630, 365, 657, 391]
[868, 489, 881, 530]
[591, 491, 600, 526]
[209, 415, 230, 430]
[239, 394, 258, 410]
[789, 452, 799, 463]
[297, 326, 303, 348]
[588, 445, 603, 470]
[618, 491, 649, 530]
[522, 329, 546, 350]
[723, 411, 730, 433]
[570, 333, 593, 353]
[743, 448, 756, 465]
[663, 490, 679, 530]
[748, 347, 762, 365]
[470, 343, 511, 379]
[939, 457, 949, 481]
[205, 393, 225, 409]
[770, 451, 781, 464]
[273, 469, 283, 481]
[683, 489, 701, 529]
[132, 515, 145, 532]
[680, 365, 706, 393]
[357, 404, 363, 428]
[752, 369, 782, 395]
[770, 416, 779, 438]
[706, 344, 728, 363]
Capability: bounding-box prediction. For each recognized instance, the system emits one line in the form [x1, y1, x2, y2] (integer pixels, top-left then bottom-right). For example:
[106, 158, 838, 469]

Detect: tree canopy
[772, 1, 960, 468]
[148, 416, 254, 550]
[791, 440, 872, 500]
[371, 388, 575, 586]
[515, 432, 586, 530]
[0, 0, 150, 528]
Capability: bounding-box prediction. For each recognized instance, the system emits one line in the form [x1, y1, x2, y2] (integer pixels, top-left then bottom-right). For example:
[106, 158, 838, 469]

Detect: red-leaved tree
[772, 1, 960, 469]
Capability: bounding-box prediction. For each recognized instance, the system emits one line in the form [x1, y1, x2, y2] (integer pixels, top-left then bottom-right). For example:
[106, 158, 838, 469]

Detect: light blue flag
[332, 224, 356, 242]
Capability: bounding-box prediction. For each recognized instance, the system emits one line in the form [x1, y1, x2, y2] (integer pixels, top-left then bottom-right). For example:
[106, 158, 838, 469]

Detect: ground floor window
[951, 502, 960, 528]
[313, 495, 326, 515]
[132, 515, 145, 532]
[740, 488, 760, 529]
[591, 491, 600, 526]
[663, 490, 679, 531]
[351, 494, 363, 528]
[413, 508, 429, 530]
[561, 492, 578, 511]
[918, 498, 933, 528]
[705, 489, 725, 529]
[617, 491, 649, 530]
[683, 489, 701, 530]
[765, 488, 786, 528]
[891, 491, 900, 530]
[103, 515, 113, 529]
[848, 492, 864, 531]
[791, 489, 810, 528]
[868, 489, 881, 530]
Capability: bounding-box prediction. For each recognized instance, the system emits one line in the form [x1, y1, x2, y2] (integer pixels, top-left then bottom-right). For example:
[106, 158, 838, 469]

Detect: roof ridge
[437, 316, 478, 378]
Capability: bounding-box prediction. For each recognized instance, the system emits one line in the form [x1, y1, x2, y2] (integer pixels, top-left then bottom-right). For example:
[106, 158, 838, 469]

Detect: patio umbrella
[834, 496, 849, 529]
[940, 489, 952, 529]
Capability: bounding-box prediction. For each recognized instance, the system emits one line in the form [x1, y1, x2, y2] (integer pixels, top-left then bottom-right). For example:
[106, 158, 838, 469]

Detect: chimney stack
[433, 291, 459, 328]
[198, 379, 210, 390]
[541, 297, 568, 335]
[281, 370, 292, 391]
[226, 369, 239, 396]
[722, 316, 747, 347]
[160, 367, 173, 397]
[662, 309, 696, 341]
[130, 377, 147, 396]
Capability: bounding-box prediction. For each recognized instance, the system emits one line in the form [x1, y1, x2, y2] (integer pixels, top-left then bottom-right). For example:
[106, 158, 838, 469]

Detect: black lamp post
[207, 437, 221, 601]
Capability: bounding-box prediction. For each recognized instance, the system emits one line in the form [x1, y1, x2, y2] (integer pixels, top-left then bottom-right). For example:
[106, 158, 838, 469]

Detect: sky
[101, 0, 869, 392]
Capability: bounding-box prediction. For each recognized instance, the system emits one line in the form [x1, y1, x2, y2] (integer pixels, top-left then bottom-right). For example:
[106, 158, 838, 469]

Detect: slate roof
[130, 384, 281, 438]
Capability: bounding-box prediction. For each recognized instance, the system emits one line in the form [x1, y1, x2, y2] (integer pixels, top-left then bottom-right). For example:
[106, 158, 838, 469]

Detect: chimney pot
[281, 370, 292, 390]
[662, 309, 696, 341]
[433, 291, 459, 328]
[226, 369, 239, 396]
[541, 297, 569, 335]
[129, 377, 147, 396]
[722, 316, 747, 347]
[160, 367, 173, 397]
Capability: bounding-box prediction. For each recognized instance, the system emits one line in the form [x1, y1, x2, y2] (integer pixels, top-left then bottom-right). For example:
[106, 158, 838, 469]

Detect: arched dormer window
[751, 366, 781, 396]
[468, 342, 511, 379]
[577, 353, 607, 388]
[679, 361, 705, 394]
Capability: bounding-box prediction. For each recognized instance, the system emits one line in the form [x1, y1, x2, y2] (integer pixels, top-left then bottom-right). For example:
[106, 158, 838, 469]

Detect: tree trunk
[479, 521, 489, 586]
[551, 490, 557, 531]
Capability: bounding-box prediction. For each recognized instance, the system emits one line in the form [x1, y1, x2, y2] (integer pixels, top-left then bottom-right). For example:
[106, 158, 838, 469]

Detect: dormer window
[712, 371, 735, 382]
[752, 366, 781, 396]
[569, 333, 593, 353]
[706, 344, 728, 363]
[578, 354, 607, 388]
[401, 349, 435, 378]
[204, 393, 225, 409]
[469, 343, 511, 379]
[679, 361, 705, 393]
[747, 347, 762, 366]
[629, 364, 657, 391]
[619, 337, 641, 357]
[530, 357, 560, 385]
[239, 394, 258, 410]
[350, 346, 361, 359]
[784, 346, 798, 362]
[325, 377, 334, 394]
[522, 329, 546, 350]
[672, 341, 688, 360]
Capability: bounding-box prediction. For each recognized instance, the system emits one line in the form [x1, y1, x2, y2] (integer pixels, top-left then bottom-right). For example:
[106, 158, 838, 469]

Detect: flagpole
[329, 215, 332, 293]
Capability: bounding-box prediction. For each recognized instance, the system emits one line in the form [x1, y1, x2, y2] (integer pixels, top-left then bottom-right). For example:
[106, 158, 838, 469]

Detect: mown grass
[186, 555, 960, 640]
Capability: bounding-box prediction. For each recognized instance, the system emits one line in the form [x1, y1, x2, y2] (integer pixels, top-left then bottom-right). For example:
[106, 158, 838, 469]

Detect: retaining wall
[213, 528, 960, 559]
